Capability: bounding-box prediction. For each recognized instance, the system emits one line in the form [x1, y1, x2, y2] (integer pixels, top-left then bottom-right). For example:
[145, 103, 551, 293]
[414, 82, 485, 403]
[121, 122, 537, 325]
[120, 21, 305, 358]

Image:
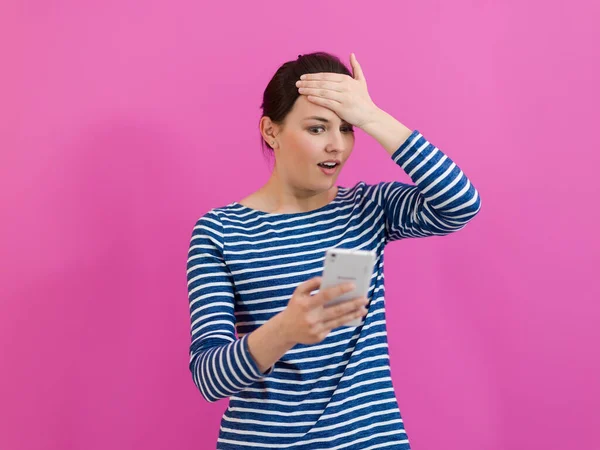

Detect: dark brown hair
[259, 52, 352, 160]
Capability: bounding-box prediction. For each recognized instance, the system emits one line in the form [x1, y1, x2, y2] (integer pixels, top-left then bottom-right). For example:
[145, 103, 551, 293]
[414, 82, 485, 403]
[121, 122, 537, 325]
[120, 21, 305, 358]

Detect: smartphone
[320, 248, 377, 327]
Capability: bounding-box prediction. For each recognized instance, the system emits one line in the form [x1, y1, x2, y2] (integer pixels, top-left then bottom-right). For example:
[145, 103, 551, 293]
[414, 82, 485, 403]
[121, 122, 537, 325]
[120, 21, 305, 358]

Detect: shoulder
[191, 202, 250, 237]
[193, 200, 246, 226]
[193, 208, 222, 229]
[189, 208, 228, 249]
[343, 181, 369, 197]
[339, 181, 382, 211]
[343, 180, 390, 200]
[343, 180, 413, 209]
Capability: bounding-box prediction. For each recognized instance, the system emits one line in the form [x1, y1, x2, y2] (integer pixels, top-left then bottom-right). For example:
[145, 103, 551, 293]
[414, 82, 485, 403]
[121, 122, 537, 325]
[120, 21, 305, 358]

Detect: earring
[271, 141, 275, 146]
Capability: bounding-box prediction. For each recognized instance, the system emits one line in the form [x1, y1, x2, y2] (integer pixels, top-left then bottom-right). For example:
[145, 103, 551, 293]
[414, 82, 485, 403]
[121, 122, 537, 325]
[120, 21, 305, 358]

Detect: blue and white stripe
[186, 130, 481, 449]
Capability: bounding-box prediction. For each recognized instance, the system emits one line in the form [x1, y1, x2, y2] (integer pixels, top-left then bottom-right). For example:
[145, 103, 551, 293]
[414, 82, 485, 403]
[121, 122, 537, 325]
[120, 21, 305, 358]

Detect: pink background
[1, 1, 599, 449]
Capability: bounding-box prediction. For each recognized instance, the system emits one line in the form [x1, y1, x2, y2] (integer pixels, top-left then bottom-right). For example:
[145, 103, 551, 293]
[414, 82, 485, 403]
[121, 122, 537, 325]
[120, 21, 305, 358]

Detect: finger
[296, 276, 323, 296]
[321, 296, 368, 322]
[300, 73, 348, 82]
[296, 80, 346, 92]
[323, 306, 367, 330]
[312, 281, 356, 307]
[298, 88, 344, 103]
[350, 53, 365, 82]
[305, 95, 341, 110]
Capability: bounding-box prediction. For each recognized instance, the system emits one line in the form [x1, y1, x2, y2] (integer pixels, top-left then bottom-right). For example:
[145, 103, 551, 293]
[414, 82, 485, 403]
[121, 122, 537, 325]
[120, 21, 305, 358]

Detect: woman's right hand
[278, 276, 369, 346]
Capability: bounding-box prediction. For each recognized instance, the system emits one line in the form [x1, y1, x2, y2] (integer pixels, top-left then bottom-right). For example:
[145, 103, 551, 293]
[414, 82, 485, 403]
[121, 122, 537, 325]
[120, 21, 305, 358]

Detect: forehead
[288, 96, 343, 123]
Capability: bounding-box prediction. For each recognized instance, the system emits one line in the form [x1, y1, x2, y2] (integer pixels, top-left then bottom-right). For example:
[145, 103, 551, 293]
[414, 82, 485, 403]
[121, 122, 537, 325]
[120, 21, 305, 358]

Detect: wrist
[361, 108, 413, 156]
[247, 311, 296, 374]
[359, 106, 386, 134]
[273, 311, 297, 348]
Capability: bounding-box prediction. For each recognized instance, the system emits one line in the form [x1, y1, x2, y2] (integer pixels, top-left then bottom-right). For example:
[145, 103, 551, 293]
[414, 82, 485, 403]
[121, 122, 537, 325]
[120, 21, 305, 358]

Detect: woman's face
[268, 96, 355, 195]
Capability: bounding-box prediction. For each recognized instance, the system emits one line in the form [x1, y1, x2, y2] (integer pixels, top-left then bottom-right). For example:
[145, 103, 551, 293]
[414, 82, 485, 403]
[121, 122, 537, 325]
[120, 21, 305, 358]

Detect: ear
[260, 116, 280, 147]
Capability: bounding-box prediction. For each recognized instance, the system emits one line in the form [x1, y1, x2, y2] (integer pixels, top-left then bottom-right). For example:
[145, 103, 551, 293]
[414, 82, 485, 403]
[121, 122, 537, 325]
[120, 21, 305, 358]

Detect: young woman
[186, 52, 481, 449]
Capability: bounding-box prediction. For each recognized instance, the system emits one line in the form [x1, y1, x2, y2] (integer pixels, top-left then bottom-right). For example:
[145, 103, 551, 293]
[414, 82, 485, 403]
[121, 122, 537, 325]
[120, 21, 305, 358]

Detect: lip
[318, 164, 339, 176]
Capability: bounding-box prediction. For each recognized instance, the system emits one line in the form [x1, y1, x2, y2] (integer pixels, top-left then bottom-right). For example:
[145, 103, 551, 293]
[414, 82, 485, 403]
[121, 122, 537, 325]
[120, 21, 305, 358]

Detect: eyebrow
[302, 116, 352, 125]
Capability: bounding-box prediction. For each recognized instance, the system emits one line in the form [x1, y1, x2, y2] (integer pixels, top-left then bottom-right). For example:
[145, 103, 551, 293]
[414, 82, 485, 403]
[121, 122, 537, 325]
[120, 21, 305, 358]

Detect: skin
[243, 53, 413, 215]
[240, 96, 356, 214]
[245, 53, 414, 372]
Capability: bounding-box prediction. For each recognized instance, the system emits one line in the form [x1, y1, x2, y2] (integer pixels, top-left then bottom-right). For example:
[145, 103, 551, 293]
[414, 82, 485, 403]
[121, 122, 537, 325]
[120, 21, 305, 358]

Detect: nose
[325, 129, 346, 153]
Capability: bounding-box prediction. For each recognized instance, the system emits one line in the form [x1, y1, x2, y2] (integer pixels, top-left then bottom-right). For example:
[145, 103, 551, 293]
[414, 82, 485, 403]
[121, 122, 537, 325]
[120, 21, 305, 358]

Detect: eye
[308, 125, 355, 134]
[308, 126, 326, 134]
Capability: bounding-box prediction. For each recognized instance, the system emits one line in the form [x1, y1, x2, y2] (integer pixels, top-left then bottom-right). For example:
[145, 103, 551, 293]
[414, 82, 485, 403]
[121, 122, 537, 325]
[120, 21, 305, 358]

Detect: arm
[187, 213, 369, 397]
[186, 211, 275, 402]
[246, 314, 295, 373]
[295, 56, 480, 241]
[362, 109, 481, 241]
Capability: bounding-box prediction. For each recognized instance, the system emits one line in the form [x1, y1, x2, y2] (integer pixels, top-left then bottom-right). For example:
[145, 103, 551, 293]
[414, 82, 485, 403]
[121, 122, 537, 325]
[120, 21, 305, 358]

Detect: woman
[186, 52, 481, 449]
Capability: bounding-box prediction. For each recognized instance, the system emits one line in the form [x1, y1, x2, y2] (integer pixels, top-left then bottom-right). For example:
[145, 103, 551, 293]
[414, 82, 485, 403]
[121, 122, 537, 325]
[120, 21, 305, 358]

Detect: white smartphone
[320, 248, 377, 327]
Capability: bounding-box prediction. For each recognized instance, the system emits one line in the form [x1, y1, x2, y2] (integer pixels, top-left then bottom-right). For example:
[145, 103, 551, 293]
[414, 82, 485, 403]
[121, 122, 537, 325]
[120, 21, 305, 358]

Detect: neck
[259, 170, 338, 214]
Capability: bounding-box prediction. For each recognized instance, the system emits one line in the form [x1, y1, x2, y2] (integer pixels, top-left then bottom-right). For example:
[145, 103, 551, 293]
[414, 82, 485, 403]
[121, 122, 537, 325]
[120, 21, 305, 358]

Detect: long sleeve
[186, 211, 273, 402]
[364, 130, 481, 242]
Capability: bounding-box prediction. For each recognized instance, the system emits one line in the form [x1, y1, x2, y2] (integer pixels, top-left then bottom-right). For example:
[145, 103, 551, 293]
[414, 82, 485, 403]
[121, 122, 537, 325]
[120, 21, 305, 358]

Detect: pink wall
[1, 1, 598, 449]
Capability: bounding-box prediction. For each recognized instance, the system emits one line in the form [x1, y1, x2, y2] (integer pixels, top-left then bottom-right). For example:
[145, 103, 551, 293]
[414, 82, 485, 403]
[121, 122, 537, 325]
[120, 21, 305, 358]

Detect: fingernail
[300, 74, 306, 80]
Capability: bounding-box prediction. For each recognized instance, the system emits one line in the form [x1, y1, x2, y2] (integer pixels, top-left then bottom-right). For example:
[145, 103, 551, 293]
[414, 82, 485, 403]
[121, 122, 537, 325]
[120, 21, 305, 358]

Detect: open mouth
[318, 162, 339, 169]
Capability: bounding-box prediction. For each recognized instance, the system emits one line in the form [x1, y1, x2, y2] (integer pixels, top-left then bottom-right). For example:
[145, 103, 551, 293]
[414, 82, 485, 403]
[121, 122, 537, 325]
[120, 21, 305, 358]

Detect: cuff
[391, 129, 426, 164]
[240, 334, 275, 379]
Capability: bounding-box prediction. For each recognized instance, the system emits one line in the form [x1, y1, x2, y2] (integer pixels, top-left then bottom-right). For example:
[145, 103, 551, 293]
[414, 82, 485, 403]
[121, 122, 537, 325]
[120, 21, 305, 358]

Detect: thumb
[350, 53, 365, 81]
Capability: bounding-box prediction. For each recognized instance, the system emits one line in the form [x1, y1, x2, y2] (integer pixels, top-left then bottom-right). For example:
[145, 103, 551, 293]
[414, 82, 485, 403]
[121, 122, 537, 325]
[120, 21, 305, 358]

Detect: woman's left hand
[296, 53, 380, 129]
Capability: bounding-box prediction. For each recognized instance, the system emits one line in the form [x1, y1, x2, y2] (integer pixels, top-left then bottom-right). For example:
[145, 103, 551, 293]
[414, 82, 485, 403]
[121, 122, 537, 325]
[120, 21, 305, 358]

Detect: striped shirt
[186, 130, 481, 449]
